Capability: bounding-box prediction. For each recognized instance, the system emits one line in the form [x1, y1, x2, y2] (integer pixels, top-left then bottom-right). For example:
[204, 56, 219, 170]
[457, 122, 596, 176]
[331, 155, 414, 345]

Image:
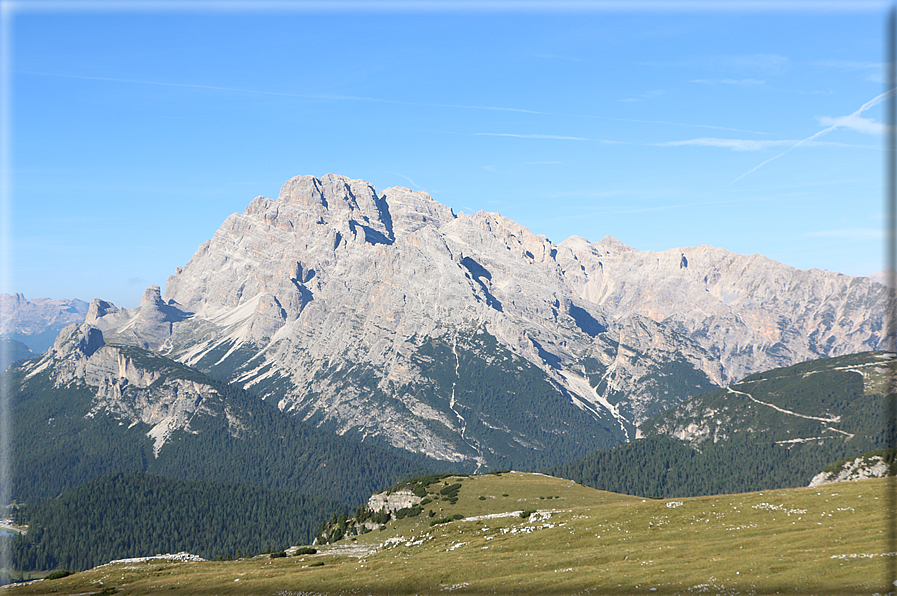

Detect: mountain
[7, 322, 431, 506]
[0, 294, 89, 353]
[548, 351, 888, 497]
[80, 173, 886, 470]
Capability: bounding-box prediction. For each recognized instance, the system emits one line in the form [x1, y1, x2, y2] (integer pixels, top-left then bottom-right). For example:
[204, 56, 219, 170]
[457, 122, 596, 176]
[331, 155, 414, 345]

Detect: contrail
[730, 87, 896, 185]
[388, 172, 422, 189]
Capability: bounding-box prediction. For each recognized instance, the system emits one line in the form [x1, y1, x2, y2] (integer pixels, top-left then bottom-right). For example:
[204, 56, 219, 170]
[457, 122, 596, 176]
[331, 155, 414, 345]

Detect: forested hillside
[547, 434, 874, 498]
[6, 350, 435, 507]
[10, 472, 342, 571]
[548, 351, 888, 497]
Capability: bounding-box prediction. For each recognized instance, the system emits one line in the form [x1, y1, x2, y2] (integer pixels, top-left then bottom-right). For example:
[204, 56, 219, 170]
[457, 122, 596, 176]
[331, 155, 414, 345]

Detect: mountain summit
[85, 174, 886, 469]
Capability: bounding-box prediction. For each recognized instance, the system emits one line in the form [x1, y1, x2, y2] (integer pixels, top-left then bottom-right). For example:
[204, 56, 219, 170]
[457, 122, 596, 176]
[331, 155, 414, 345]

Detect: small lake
[0, 530, 16, 537]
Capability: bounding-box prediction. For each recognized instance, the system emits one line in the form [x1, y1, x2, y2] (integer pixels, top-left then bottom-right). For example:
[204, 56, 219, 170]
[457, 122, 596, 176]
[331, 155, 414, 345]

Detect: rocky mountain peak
[20, 323, 222, 457]
[86, 299, 119, 324]
[272, 173, 392, 240]
[52, 322, 105, 360]
[379, 185, 455, 237]
[557, 235, 635, 259]
[277, 173, 378, 213]
[595, 235, 636, 254]
[135, 286, 188, 346]
[141, 285, 165, 307]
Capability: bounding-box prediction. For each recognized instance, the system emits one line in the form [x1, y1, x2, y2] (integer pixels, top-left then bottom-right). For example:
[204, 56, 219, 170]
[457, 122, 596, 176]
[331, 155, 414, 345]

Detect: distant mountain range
[0, 294, 89, 354]
[0, 338, 33, 373]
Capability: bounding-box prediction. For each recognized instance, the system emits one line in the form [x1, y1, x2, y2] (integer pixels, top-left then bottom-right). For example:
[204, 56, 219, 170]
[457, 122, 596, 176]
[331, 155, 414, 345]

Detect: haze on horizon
[2, 1, 887, 308]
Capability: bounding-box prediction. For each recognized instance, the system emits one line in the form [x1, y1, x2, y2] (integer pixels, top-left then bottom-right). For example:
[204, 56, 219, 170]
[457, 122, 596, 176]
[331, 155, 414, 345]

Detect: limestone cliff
[22, 322, 225, 456]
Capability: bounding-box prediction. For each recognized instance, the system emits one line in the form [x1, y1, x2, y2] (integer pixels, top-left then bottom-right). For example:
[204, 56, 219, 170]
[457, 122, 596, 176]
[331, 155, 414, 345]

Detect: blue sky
[1, 1, 889, 308]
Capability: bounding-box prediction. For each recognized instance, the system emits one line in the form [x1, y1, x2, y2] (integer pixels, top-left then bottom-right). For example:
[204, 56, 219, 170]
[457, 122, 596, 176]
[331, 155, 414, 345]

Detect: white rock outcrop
[809, 455, 890, 487]
[368, 488, 423, 513]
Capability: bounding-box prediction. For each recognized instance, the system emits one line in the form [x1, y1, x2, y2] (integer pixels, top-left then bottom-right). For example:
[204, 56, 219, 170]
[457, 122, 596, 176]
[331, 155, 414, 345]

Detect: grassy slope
[10, 472, 891, 595]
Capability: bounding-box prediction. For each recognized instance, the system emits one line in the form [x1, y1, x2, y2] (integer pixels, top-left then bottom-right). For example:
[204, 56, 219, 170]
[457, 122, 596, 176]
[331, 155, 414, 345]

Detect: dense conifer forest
[546, 434, 885, 498]
[10, 472, 343, 572]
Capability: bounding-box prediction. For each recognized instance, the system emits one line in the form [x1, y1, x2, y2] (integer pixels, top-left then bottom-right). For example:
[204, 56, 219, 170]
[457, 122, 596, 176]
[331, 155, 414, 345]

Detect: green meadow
[4, 472, 891, 595]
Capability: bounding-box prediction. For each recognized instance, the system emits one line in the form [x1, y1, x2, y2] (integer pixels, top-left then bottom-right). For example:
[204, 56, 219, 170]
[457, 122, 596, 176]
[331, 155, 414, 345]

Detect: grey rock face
[89, 286, 192, 350]
[86, 298, 120, 324]
[52, 322, 105, 359]
[86, 174, 886, 467]
[556, 238, 885, 382]
[25, 323, 219, 456]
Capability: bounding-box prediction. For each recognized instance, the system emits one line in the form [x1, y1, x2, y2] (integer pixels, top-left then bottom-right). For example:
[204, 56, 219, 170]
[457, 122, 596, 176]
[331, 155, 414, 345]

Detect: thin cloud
[535, 53, 583, 62]
[659, 138, 795, 151]
[433, 103, 546, 114]
[658, 138, 876, 151]
[474, 133, 588, 140]
[793, 88, 835, 95]
[647, 53, 790, 75]
[22, 71, 545, 115]
[22, 70, 328, 99]
[26, 70, 774, 138]
[579, 114, 769, 135]
[725, 53, 789, 74]
[816, 114, 885, 135]
[620, 89, 665, 103]
[812, 60, 881, 71]
[811, 59, 883, 84]
[730, 87, 896, 184]
[804, 227, 883, 240]
[690, 78, 765, 86]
